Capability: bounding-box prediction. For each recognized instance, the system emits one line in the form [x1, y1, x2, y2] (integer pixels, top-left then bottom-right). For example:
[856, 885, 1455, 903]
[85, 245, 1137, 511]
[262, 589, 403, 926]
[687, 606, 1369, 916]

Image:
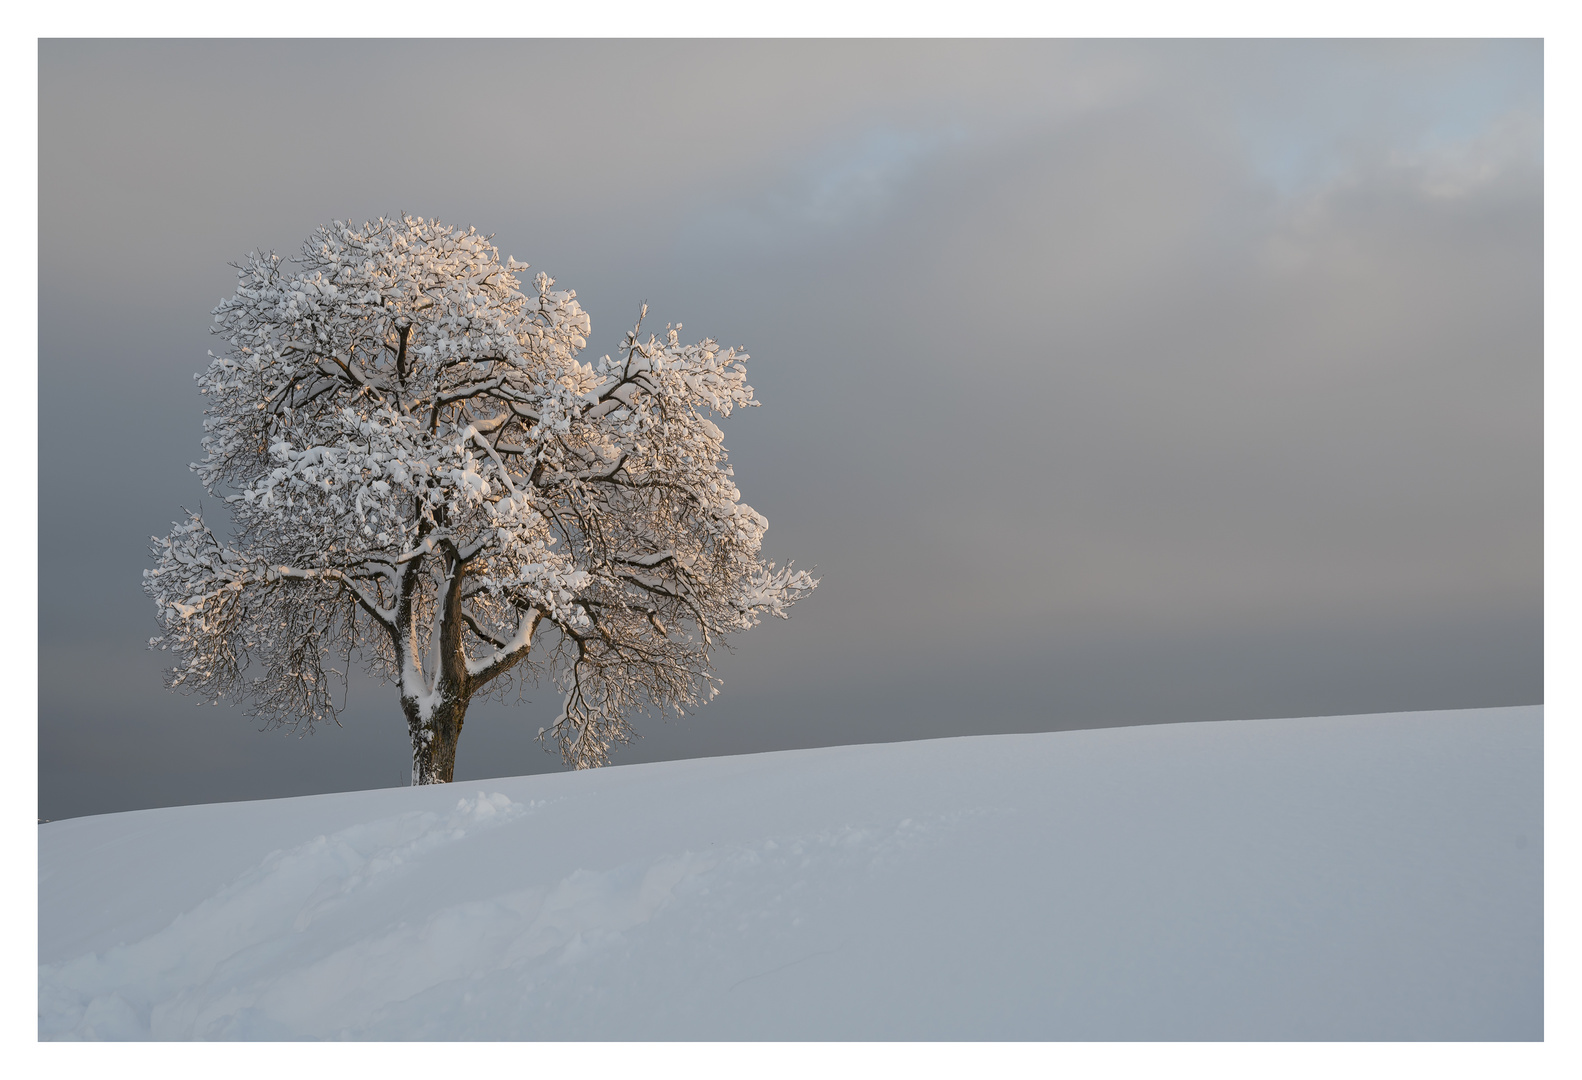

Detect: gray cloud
[39, 40, 1541, 820]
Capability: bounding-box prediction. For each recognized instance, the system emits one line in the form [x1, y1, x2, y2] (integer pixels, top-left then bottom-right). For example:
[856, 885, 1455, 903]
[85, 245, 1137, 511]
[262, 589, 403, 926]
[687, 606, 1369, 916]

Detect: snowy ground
[38, 706, 1542, 1041]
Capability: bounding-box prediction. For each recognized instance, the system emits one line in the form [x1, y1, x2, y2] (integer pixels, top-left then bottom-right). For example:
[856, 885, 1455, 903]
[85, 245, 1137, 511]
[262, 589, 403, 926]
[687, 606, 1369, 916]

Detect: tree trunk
[395, 540, 538, 785]
[400, 533, 476, 785]
[407, 693, 470, 785]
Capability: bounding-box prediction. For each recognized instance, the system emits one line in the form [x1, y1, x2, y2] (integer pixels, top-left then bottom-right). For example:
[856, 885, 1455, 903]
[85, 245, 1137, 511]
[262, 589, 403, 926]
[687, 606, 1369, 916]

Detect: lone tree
[145, 216, 815, 783]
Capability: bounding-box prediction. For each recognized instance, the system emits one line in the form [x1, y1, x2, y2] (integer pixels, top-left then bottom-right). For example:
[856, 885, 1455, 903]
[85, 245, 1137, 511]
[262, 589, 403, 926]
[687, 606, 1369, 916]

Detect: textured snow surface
[38, 707, 1542, 1040]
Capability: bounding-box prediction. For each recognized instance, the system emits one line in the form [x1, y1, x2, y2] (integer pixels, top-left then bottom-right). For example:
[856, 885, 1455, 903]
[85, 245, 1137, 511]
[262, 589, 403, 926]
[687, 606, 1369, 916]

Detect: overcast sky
[38, 40, 1542, 820]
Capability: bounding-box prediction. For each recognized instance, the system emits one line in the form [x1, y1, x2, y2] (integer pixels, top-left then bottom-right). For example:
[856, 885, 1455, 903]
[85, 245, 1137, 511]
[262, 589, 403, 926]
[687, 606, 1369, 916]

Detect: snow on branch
[147, 215, 816, 772]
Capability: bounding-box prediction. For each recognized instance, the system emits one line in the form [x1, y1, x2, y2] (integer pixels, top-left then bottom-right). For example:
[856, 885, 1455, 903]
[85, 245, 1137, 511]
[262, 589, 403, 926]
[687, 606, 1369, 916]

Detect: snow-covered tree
[145, 216, 815, 784]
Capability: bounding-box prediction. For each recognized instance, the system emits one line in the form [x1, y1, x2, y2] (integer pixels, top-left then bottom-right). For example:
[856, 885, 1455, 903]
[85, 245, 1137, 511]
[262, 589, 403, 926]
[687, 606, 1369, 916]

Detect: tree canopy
[146, 216, 815, 781]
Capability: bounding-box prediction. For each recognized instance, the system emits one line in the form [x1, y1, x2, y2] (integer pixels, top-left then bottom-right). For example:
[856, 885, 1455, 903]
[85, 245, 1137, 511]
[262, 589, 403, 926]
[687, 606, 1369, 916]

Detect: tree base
[408, 699, 466, 785]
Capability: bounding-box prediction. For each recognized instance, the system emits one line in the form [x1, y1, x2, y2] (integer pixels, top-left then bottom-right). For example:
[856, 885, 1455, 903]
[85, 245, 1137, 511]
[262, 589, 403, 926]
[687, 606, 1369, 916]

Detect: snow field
[38, 706, 1543, 1040]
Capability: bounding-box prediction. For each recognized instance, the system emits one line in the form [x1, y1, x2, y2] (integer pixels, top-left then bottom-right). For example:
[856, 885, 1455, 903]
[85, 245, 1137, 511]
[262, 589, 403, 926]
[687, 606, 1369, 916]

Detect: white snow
[37, 707, 1542, 1041]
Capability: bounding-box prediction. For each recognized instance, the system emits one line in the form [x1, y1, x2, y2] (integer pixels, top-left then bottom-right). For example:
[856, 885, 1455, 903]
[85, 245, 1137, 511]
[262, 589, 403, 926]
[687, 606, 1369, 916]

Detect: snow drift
[38, 707, 1542, 1040]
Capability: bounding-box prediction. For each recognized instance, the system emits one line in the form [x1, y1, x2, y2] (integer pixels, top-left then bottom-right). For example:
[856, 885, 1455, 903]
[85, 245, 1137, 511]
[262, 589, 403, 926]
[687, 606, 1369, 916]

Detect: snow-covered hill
[38, 707, 1542, 1040]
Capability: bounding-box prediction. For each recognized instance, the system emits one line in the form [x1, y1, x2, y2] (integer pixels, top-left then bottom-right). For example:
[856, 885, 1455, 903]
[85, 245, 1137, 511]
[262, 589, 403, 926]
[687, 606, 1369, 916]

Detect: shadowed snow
[38, 707, 1542, 1040]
